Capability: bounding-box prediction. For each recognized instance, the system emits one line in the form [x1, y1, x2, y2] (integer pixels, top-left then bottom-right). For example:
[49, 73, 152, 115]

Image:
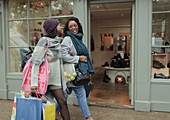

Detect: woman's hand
[31, 86, 38, 93]
[79, 55, 87, 62]
[68, 51, 74, 56]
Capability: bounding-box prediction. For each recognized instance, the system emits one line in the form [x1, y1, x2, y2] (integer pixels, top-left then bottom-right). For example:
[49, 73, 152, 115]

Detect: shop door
[89, 0, 135, 107]
[129, 3, 135, 105]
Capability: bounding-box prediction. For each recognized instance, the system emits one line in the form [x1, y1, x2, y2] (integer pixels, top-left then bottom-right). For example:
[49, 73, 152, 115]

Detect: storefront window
[8, 0, 73, 72]
[152, 0, 170, 79]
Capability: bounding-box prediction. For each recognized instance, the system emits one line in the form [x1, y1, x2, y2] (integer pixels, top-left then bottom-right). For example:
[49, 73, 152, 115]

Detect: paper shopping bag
[11, 91, 30, 120]
[42, 101, 55, 120]
[16, 97, 43, 120]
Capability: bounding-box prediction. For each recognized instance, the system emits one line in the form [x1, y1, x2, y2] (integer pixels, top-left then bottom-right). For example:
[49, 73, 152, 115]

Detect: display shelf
[103, 67, 130, 71]
[152, 53, 168, 67]
[152, 67, 169, 78]
[152, 45, 170, 48]
[102, 67, 130, 83]
[152, 11, 170, 14]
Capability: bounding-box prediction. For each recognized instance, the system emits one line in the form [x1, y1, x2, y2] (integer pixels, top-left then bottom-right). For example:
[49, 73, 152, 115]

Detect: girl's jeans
[56, 85, 91, 118]
[73, 86, 91, 118]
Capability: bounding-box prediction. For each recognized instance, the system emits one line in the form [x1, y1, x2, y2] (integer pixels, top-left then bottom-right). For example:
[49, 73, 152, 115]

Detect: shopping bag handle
[36, 91, 44, 102]
[26, 91, 44, 102]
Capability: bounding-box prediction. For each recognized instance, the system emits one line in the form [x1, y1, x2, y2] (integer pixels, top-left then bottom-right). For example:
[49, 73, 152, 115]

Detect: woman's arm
[31, 38, 47, 92]
[61, 36, 79, 63]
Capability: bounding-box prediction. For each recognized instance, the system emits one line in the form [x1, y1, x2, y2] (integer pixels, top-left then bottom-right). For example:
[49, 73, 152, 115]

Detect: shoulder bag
[72, 65, 90, 86]
[22, 37, 50, 95]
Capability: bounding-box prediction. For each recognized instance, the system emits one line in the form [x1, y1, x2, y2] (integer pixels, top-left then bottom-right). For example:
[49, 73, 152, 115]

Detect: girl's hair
[63, 17, 83, 37]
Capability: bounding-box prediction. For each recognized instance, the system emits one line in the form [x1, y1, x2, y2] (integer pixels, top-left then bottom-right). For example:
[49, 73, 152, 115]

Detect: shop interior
[90, 2, 133, 106]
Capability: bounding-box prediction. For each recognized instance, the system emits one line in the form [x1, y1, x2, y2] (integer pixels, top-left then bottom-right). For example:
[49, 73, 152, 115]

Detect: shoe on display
[117, 53, 122, 59]
[124, 53, 129, 59]
[154, 73, 169, 79]
[103, 70, 111, 83]
[167, 60, 170, 68]
[101, 62, 109, 67]
[125, 59, 130, 67]
[165, 41, 169, 46]
[111, 55, 118, 60]
[153, 60, 165, 68]
[105, 75, 111, 80]
[103, 77, 110, 83]
[110, 59, 115, 67]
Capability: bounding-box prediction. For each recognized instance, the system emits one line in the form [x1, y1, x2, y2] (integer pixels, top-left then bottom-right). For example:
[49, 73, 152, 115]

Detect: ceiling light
[121, 13, 124, 17]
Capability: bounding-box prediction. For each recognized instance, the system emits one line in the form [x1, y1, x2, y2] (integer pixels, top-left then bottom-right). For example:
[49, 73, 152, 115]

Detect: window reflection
[51, 0, 73, 16]
[8, 0, 27, 19]
[152, 13, 170, 46]
[9, 48, 22, 72]
[29, 0, 49, 18]
[153, 0, 170, 12]
[29, 20, 44, 46]
[9, 21, 28, 47]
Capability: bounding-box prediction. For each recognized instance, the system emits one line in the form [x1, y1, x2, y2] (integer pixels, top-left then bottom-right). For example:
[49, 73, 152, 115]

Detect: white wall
[91, 18, 130, 69]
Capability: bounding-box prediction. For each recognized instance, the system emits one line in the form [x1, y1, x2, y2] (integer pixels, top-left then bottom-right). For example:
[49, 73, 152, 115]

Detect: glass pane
[57, 17, 71, 27]
[153, 0, 170, 12]
[29, 0, 49, 18]
[151, 47, 170, 79]
[29, 20, 44, 46]
[0, 8, 1, 49]
[8, 0, 27, 19]
[51, 0, 73, 16]
[152, 13, 170, 46]
[9, 21, 28, 47]
[10, 48, 22, 72]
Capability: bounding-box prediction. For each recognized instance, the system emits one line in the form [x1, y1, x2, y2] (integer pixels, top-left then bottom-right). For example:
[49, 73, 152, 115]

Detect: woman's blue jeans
[56, 85, 91, 118]
[73, 86, 91, 118]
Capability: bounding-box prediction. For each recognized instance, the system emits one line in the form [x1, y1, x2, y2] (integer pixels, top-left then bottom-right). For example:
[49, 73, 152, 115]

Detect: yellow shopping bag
[42, 101, 55, 120]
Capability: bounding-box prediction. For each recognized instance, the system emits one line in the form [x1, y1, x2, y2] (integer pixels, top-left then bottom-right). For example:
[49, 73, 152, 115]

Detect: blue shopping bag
[16, 97, 43, 120]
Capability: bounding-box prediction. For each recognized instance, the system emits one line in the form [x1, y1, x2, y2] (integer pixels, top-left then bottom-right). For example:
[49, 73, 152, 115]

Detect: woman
[61, 17, 95, 120]
[30, 19, 70, 120]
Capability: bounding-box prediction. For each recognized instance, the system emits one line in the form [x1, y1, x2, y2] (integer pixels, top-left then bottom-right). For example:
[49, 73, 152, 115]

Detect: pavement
[1, 99, 170, 120]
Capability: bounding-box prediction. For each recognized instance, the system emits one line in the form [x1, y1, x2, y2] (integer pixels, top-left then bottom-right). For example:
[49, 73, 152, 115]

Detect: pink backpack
[22, 38, 50, 95]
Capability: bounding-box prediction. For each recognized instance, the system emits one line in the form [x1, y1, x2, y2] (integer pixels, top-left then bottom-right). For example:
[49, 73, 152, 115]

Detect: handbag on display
[22, 38, 50, 95]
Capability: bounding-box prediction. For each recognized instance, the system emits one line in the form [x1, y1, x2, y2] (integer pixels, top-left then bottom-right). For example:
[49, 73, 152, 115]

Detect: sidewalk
[1, 99, 170, 120]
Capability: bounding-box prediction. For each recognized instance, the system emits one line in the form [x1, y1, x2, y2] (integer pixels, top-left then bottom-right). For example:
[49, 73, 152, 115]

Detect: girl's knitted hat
[43, 19, 60, 34]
